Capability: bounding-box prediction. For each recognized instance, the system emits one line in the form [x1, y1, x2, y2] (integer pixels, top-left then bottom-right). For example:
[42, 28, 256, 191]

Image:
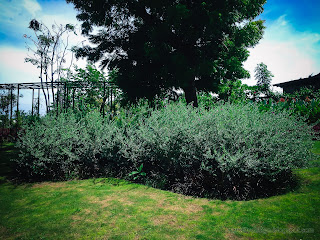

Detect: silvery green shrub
[16, 100, 316, 199]
[15, 110, 127, 180]
[122, 101, 315, 199]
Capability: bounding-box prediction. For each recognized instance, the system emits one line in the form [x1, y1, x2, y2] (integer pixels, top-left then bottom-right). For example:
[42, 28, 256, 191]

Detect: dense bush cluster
[123, 102, 315, 199]
[255, 87, 320, 125]
[258, 98, 320, 124]
[16, 112, 124, 180]
[16, 100, 315, 200]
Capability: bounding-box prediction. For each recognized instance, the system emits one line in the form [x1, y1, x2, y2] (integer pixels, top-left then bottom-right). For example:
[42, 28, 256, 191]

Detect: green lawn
[312, 140, 320, 155]
[0, 142, 319, 240]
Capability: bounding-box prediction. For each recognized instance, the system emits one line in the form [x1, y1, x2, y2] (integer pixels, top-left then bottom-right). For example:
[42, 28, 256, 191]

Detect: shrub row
[16, 101, 316, 199]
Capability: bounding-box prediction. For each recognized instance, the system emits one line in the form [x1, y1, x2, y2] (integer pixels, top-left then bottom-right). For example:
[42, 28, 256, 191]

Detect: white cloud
[23, 0, 41, 17]
[243, 15, 320, 86]
[40, 14, 89, 49]
[0, 1, 33, 40]
[0, 0, 85, 46]
[0, 46, 40, 112]
[0, 43, 89, 84]
[0, 0, 90, 84]
[0, 46, 39, 84]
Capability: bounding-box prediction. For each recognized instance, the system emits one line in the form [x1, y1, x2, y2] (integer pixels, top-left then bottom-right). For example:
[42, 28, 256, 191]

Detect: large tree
[67, 0, 266, 106]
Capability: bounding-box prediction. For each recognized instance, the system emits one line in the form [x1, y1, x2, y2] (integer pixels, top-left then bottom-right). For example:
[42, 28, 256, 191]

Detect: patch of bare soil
[31, 182, 66, 189]
[152, 214, 178, 226]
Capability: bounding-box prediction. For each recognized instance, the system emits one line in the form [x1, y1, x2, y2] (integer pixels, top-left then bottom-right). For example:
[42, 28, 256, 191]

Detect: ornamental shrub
[15, 100, 316, 200]
[15, 110, 128, 181]
[122, 101, 315, 199]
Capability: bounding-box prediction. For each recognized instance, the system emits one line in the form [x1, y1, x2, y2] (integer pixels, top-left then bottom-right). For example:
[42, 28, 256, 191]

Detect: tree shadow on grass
[169, 170, 301, 201]
[1, 142, 303, 201]
[0, 142, 18, 183]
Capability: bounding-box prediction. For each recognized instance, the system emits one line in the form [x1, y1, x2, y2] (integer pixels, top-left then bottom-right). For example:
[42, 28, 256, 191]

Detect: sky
[243, 0, 320, 87]
[0, 0, 320, 112]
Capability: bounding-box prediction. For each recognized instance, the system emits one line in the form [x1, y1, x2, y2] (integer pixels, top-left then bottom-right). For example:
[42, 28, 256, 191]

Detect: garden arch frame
[0, 81, 117, 124]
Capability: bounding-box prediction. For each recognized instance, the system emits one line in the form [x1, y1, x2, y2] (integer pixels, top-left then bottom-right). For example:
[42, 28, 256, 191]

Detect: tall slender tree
[67, 0, 266, 106]
[24, 19, 76, 112]
[254, 62, 274, 94]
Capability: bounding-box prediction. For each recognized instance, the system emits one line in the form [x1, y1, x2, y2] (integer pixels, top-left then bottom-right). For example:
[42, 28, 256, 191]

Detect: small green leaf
[129, 171, 139, 176]
[138, 163, 143, 172]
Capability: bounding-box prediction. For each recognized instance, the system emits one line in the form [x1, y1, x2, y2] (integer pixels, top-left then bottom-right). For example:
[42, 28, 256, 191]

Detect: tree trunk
[39, 54, 49, 114]
[100, 96, 108, 115]
[183, 79, 198, 107]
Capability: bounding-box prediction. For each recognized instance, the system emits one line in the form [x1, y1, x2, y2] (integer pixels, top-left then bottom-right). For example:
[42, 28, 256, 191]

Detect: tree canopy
[67, 0, 266, 106]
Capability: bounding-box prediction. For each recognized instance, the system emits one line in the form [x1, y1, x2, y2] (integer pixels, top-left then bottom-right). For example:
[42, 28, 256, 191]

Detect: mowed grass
[0, 143, 319, 240]
[312, 140, 320, 155]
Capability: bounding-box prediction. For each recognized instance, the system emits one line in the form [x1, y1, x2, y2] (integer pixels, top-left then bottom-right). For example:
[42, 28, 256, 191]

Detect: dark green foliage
[128, 164, 146, 180]
[258, 98, 320, 125]
[66, 0, 266, 105]
[197, 92, 217, 109]
[217, 79, 252, 103]
[0, 91, 26, 141]
[285, 86, 320, 101]
[0, 90, 24, 128]
[63, 64, 107, 110]
[283, 87, 320, 124]
[0, 90, 17, 117]
[60, 64, 121, 115]
[16, 100, 315, 199]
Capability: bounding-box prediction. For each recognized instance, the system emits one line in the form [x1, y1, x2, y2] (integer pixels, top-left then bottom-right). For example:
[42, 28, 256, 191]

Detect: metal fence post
[16, 84, 20, 118]
[72, 88, 75, 110]
[103, 81, 106, 117]
[10, 88, 13, 126]
[32, 89, 34, 116]
[38, 88, 40, 116]
[64, 83, 66, 110]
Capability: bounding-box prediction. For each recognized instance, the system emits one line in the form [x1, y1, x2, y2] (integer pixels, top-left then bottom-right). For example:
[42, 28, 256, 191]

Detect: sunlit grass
[0, 142, 319, 239]
[312, 140, 320, 154]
